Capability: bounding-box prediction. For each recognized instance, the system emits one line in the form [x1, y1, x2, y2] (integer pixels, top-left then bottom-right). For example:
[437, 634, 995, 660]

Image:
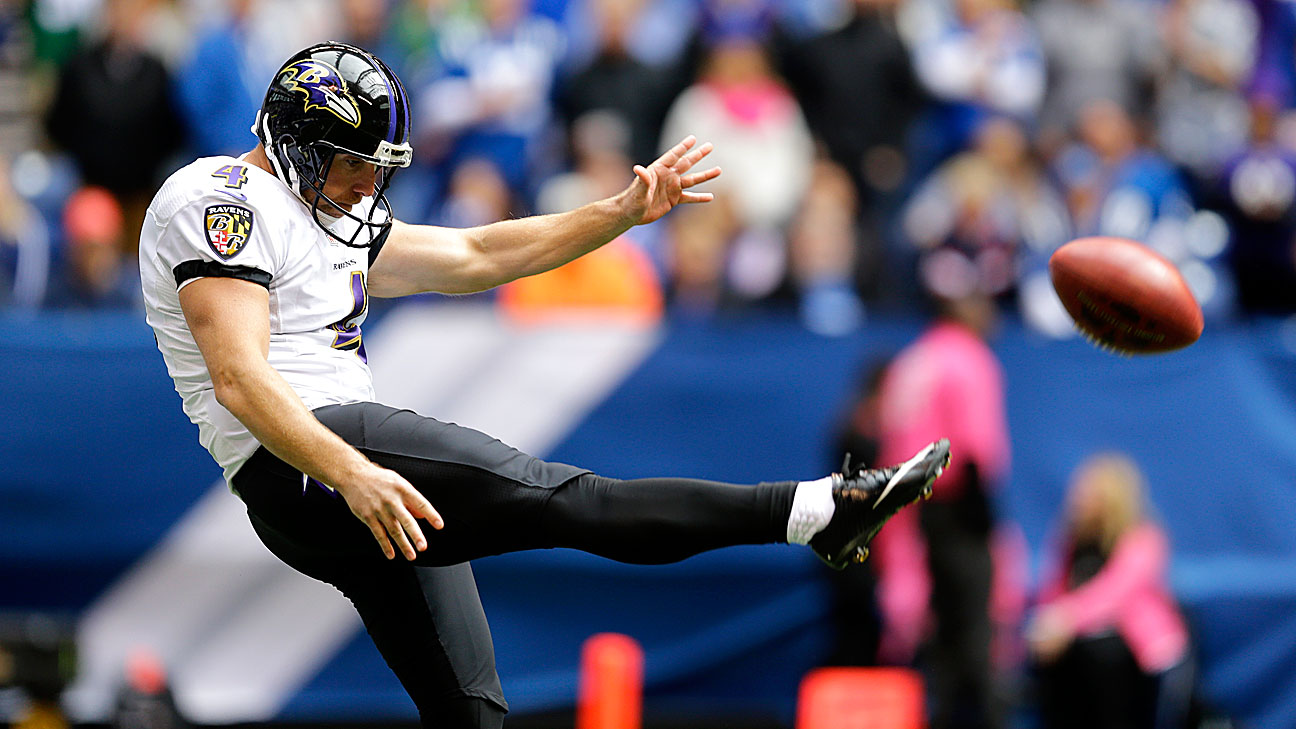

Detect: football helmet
[253, 41, 412, 247]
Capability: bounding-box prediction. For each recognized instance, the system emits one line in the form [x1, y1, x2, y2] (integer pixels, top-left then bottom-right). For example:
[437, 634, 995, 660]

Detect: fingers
[367, 502, 432, 561]
[364, 517, 396, 560]
[672, 141, 714, 174]
[346, 468, 445, 561]
[681, 166, 721, 188]
[385, 515, 419, 561]
[407, 490, 443, 530]
[383, 486, 443, 560]
[654, 135, 696, 169]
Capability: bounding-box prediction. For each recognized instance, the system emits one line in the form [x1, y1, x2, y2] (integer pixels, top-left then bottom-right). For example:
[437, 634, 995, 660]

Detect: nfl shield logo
[205, 205, 254, 260]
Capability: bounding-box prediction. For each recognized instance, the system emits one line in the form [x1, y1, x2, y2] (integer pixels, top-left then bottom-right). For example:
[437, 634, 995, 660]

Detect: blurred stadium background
[3, 0, 1296, 727]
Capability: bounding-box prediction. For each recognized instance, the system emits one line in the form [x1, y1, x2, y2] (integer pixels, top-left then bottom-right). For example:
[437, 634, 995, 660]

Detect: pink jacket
[1036, 523, 1189, 673]
[876, 320, 1010, 501]
[872, 320, 1014, 662]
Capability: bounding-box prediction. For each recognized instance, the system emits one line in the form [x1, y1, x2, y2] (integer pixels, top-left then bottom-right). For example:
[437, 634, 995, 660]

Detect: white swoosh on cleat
[873, 442, 936, 510]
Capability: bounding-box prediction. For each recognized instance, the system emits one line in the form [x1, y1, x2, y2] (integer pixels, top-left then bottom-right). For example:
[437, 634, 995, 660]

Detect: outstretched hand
[625, 135, 721, 225]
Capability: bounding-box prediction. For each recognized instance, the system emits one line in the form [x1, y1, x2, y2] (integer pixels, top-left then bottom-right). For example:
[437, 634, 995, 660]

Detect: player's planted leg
[806, 439, 951, 569]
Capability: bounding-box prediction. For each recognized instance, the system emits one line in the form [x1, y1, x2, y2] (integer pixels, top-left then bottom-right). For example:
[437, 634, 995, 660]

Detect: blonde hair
[1066, 452, 1148, 553]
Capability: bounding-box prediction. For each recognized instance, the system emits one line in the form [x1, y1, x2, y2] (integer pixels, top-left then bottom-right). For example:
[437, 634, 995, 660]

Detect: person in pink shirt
[873, 288, 1013, 729]
[1028, 453, 1193, 729]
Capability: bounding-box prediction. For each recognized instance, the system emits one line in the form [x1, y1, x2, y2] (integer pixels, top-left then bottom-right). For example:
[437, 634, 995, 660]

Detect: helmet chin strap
[313, 204, 343, 228]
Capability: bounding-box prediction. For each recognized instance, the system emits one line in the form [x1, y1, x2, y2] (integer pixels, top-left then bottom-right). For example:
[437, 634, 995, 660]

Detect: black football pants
[233, 401, 796, 728]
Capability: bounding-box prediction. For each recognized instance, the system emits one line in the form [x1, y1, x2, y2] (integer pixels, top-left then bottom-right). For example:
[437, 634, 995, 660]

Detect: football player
[140, 41, 950, 728]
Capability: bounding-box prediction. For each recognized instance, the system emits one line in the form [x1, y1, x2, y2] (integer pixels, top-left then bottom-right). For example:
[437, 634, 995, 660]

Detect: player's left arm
[367, 136, 719, 297]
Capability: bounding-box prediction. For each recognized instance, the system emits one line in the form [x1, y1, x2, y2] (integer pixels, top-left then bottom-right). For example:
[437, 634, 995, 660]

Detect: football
[1049, 236, 1203, 354]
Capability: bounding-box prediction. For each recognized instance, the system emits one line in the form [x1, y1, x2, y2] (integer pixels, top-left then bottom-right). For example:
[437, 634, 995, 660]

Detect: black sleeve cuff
[173, 260, 272, 289]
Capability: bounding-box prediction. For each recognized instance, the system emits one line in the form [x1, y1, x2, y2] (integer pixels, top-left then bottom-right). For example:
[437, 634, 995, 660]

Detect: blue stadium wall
[2, 305, 1296, 727]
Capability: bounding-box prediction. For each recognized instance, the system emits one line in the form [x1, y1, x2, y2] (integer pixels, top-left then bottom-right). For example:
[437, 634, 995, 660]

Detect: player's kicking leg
[798, 439, 952, 569]
[244, 403, 950, 571]
[543, 437, 953, 568]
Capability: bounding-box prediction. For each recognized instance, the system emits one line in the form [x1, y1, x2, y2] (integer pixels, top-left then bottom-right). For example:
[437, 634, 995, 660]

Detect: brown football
[1049, 236, 1203, 354]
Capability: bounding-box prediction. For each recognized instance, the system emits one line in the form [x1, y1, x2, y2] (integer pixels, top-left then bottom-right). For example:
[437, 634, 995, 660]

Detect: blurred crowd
[1, 0, 1295, 329]
[0, 4, 1250, 727]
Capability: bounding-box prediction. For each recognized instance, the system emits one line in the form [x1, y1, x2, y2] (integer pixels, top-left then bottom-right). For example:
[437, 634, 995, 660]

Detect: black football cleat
[809, 439, 951, 570]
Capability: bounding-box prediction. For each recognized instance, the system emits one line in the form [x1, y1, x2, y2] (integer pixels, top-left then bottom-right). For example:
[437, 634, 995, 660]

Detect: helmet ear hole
[283, 143, 309, 175]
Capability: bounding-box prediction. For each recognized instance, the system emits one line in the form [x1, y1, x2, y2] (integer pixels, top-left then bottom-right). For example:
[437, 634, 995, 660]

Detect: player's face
[318, 153, 380, 213]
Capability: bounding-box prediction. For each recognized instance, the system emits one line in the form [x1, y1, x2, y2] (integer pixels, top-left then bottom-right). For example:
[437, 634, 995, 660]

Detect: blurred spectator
[537, 110, 668, 270]
[435, 156, 516, 229]
[778, 0, 924, 205]
[658, 8, 814, 235]
[25, 0, 99, 71]
[0, 0, 35, 160]
[902, 116, 1071, 305]
[1050, 99, 1234, 316]
[46, 185, 140, 309]
[777, 0, 923, 312]
[788, 157, 867, 335]
[561, 0, 697, 71]
[557, 0, 681, 166]
[822, 358, 892, 667]
[44, 0, 184, 252]
[380, 0, 462, 225]
[336, 0, 399, 63]
[0, 155, 51, 310]
[387, 0, 454, 89]
[658, 10, 813, 306]
[2, 614, 75, 729]
[908, 0, 1045, 176]
[1032, 0, 1163, 153]
[497, 232, 664, 326]
[12, 699, 68, 729]
[1216, 96, 1296, 314]
[1028, 453, 1193, 729]
[663, 191, 740, 315]
[177, 0, 346, 159]
[1053, 100, 1192, 241]
[1246, 0, 1296, 109]
[174, 0, 262, 157]
[127, 0, 189, 71]
[111, 648, 187, 729]
[873, 287, 1013, 729]
[415, 0, 566, 203]
[537, 111, 637, 215]
[1155, 0, 1257, 184]
[497, 236, 663, 324]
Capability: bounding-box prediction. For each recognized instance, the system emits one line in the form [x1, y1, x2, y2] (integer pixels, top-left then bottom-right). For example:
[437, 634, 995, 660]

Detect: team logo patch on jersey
[205, 205, 254, 260]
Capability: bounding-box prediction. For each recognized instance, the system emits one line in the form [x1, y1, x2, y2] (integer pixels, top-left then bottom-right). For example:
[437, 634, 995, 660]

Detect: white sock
[786, 476, 836, 544]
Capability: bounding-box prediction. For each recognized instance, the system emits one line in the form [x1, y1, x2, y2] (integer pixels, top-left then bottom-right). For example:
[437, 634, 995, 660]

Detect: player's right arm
[178, 275, 442, 560]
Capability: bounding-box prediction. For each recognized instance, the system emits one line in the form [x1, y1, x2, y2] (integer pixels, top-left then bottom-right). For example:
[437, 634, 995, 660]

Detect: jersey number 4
[330, 271, 368, 363]
[211, 164, 248, 189]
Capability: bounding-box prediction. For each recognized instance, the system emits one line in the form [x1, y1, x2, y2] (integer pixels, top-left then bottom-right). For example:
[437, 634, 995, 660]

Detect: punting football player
[139, 41, 950, 728]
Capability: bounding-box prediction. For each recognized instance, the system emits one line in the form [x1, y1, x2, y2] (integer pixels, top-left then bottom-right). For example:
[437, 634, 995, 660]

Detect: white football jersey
[140, 155, 382, 484]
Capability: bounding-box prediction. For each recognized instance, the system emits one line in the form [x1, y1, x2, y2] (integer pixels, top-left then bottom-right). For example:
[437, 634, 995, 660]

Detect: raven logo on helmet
[278, 60, 361, 128]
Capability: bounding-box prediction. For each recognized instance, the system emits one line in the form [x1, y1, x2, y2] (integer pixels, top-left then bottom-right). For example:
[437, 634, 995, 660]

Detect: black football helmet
[254, 41, 412, 247]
